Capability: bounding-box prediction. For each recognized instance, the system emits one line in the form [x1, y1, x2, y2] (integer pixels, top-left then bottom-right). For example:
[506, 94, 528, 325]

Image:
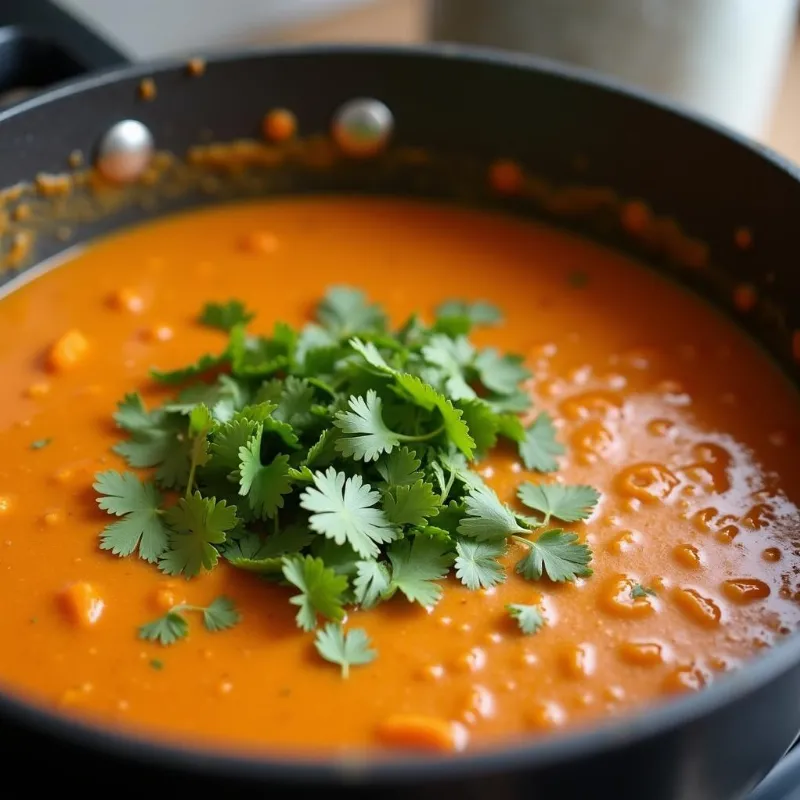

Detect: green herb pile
[94, 288, 599, 674]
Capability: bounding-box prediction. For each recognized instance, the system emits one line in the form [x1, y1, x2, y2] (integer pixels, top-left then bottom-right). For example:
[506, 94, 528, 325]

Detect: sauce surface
[0, 197, 798, 755]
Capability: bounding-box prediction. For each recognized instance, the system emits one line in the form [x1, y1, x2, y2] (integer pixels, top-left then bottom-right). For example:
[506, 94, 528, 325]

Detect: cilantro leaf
[334, 390, 401, 462]
[138, 611, 189, 645]
[238, 427, 293, 519]
[454, 538, 506, 590]
[631, 583, 656, 598]
[282, 554, 348, 631]
[112, 401, 191, 489]
[421, 334, 476, 401]
[151, 351, 228, 385]
[386, 535, 453, 607]
[314, 623, 377, 678]
[113, 392, 155, 433]
[299, 467, 398, 559]
[273, 376, 316, 430]
[458, 399, 499, 456]
[475, 348, 530, 395]
[507, 603, 545, 635]
[383, 479, 441, 527]
[305, 428, 341, 468]
[353, 560, 391, 608]
[436, 299, 502, 327]
[394, 373, 475, 458]
[517, 482, 600, 524]
[515, 529, 593, 582]
[94, 470, 170, 563]
[317, 286, 387, 337]
[376, 446, 422, 487]
[349, 337, 396, 376]
[199, 300, 254, 332]
[202, 596, 241, 631]
[209, 416, 259, 472]
[138, 596, 240, 645]
[457, 485, 527, 541]
[159, 493, 238, 577]
[519, 412, 565, 473]
[497, 413, 527, 443]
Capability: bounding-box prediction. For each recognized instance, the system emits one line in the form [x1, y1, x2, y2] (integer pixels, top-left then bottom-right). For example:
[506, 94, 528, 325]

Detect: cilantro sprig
[95, 288, 600, 674]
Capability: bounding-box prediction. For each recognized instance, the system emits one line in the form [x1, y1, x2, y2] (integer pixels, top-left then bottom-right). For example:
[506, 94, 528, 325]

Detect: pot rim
[1, 41, 798, 783]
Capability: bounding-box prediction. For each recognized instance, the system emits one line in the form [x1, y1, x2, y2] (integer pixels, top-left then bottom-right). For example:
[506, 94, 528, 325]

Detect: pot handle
[0, 0, 127, 102]
[748, 743, 800, 800]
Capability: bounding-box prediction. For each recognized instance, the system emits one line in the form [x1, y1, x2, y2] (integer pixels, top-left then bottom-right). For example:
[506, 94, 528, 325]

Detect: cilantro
[282, 554, 347, 631]
[300, 468, 398, 559]
[454, 538, 506, 590]
[150, 658, 164, 670]
[385, 535, 453, 607]
[96, 287, 600, 666]
[519, 412, 565, 472]
[517, 482, 601, 524]
[353, 560, 391, 608]
[474, 349, 530, 395]
[458, 399, 499, 455]
[94, 470, 170, 563]
[632, 583, 656, 598]
[139, 596, 240, 645]
[376, 447, 422, 487]
[30, 437, 52, 450]
[199, 299, 254, 331]
[238, 427, 293, 519]
[435, 299, 502, 327]
[314, 623, 377, 678]
[507, 603, 545, 635]
[394, 373, 475, 458]
[334, 391, 402, 462]
[159, 493, 238, 577]
[515, 529, 593, 583]
[457, 485, 528, 541]
[383, 479, 441, 526]
[317, 286, 387, 337]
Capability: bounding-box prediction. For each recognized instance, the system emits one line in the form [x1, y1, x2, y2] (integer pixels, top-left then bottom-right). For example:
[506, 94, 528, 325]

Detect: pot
[0, 3, 799, 799]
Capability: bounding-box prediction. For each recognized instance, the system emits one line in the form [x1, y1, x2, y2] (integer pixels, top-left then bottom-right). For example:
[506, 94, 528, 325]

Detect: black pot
[0, 3, 799, 799]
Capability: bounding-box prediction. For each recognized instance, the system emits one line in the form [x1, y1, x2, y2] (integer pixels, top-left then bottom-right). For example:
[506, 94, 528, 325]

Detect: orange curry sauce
[0, 198, 798, 755]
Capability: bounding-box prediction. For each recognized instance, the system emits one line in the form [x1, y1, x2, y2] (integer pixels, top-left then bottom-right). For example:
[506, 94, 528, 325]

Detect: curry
[0, 197, 797, 756]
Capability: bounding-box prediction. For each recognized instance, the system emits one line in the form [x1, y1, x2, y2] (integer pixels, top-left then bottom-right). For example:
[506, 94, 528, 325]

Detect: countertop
[256, 0, 800, 166]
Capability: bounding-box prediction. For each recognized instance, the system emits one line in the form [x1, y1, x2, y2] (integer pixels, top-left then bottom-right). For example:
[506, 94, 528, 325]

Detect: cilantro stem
[512, 534, 532, 549]
[185, 459, 198, 500]
[396, 424, 445, 444]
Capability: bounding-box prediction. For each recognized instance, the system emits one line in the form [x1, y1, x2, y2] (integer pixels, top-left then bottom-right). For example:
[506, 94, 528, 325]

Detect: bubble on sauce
[557, 643, 596, 680]
[465, 684, 495, 719]
[721, 578, 771, 604]
[239, 230, 278, 255]
[143, 325, 173, 343]
[762, 547, 782, 563]
[453, 647, 486, 673]
[417, 664, 446, 683]
[526, 701, 566, 731]
[618, 640, 669, 667]
[673, 543, 704, 570]
[606, 529, 642, 556]
[108, 287, 144, 313]
[661, 665, 708, 695]
[672, 587, 722, 628]
[615, 462, 680, 504]
[598, 574, 658, 619]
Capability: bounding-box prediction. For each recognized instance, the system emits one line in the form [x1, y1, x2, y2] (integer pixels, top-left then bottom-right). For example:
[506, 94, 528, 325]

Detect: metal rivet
[96, 120, 154, 183]
[331, 98, 393, 157]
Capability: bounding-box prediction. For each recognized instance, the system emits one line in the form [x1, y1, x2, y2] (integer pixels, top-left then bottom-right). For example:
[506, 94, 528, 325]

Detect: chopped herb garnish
[96, 287, 600, 673]
[507, 603, 545, 635]
[199, 300, 255, 332]
[30, 438, 52, 450]
[631, 583, 656, 599]
[150, 658, 164, 670]
[139, 596, 240, 645]
[314, 622, 376, 678]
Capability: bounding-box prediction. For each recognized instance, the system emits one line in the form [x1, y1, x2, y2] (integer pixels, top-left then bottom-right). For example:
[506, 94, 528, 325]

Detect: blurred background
[47, 0, 800, 163]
